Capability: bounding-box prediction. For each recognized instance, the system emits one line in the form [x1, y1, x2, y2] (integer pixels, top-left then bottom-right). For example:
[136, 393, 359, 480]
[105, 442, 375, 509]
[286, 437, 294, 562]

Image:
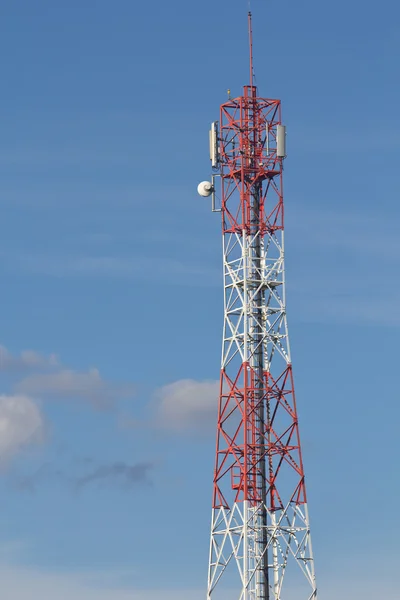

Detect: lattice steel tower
[197, 12, 317, 600]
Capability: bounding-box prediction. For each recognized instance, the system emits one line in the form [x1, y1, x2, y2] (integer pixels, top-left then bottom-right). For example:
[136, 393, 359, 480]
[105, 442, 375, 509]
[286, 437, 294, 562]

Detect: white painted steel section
[221, 229, 290, 372]
[208, 500, 317, 599]
[208, 502, 317, 600]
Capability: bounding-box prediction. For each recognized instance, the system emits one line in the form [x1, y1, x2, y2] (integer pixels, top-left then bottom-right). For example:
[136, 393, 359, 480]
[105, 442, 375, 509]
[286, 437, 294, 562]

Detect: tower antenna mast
[198, 7, 318, 600]
[248, 11, 254, 87]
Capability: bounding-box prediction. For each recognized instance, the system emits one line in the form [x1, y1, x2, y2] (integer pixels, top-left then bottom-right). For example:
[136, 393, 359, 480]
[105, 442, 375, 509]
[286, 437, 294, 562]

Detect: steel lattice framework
[203, 14, 317, 600]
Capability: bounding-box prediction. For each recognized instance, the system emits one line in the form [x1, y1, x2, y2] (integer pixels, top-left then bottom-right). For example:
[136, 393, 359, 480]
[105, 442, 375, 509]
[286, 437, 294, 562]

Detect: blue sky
[0, 0, 398, 598]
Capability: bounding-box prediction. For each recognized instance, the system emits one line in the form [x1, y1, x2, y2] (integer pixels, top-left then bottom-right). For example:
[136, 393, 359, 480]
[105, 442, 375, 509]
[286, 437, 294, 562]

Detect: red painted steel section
[219, 92, 284, 235]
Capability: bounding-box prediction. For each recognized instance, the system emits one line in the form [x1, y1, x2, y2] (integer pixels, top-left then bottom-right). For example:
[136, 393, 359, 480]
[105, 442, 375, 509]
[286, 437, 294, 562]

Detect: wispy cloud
[12, 460, 153, 493]
[0, 343, 134, 410]
[286, 207, 400, 327]
[287, 208, 400, 259]
[5, 254, 219, 286]
[0, 342, 133, 410]
[15, 368, 133, 410]
[0, 560, 396, 600]
[0, 562, 209, 600]
[12, 463, 64, 493]
[75, 461, 153, 490]
[0, 346, 58, 373]
[0, 146, 135, 168]
[0, 394, 45, 463]
[0, 343, 135, 464]
[290, 124, 400, 154]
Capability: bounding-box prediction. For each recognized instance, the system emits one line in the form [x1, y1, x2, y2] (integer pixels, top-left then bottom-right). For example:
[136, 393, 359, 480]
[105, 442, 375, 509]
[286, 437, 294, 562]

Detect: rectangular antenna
[276, 125, 286, 157]
[209, 122, 218, 167]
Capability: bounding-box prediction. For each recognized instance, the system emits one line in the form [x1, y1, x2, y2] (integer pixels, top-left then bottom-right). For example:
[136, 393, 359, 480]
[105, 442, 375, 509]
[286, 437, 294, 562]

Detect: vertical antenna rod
[248, 11, 254, 87]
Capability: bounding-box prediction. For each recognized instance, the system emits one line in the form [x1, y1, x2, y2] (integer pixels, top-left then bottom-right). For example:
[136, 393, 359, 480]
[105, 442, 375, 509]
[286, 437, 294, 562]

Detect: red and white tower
[198, 12, 317, 600]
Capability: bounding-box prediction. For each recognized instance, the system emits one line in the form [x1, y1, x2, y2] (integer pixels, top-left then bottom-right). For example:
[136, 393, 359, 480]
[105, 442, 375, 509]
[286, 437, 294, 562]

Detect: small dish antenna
[197, 181, 214, 197]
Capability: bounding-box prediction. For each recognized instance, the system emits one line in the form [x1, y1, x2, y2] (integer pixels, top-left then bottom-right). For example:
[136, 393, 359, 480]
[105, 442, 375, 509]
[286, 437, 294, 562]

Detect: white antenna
[276, 124, 287, 157]
[209, 122, 219, 167]
[197, 181, 214, 197]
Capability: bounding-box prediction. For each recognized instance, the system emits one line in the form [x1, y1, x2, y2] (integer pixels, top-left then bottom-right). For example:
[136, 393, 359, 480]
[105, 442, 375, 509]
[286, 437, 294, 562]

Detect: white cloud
[0, 395, 44, 462]
[153, 379, 219, 432]
[15, 368, 131, 409]
[0, 345, 58, 372]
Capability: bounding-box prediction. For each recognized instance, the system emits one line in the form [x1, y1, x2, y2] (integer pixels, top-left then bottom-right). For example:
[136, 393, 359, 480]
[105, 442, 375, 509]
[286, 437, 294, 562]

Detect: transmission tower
[197, 11, 318, 600]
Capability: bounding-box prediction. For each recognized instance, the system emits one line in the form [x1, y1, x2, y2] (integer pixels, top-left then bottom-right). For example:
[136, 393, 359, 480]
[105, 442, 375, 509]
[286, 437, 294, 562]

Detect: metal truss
[205, 78, 317, 600]
[208, 502, 315, 600]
